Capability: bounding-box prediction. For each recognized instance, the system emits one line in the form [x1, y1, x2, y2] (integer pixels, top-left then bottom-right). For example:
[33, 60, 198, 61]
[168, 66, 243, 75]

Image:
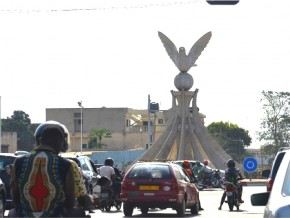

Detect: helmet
[34, 120, 69, 152]
[104, 157, 114, 166]
[182, 160, 190, 168]
[227, 159, 235, 168]
[203, 160, 209, 166]
[196, 160, 201, 166]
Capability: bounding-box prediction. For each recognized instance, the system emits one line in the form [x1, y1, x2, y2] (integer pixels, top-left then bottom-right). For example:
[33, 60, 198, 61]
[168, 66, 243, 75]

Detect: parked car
[0, 151, 28, 211]
[60, 153, 99, 195]
[251, 147, 290, 217]
[120, 161, 200, 217]
[262, 147, 290, 192]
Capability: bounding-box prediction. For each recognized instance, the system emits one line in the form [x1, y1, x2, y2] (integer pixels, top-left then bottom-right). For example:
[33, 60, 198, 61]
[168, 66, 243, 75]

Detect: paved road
[4, 186, 266, 217]
[83, 186, 266, 218]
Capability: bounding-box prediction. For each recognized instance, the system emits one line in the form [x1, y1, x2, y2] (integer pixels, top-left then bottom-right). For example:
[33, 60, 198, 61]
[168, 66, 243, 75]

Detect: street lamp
[78, 101, 83, 154]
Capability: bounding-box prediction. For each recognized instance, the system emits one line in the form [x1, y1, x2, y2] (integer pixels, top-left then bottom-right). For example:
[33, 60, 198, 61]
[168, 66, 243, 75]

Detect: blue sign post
[243, 157, 258, 181]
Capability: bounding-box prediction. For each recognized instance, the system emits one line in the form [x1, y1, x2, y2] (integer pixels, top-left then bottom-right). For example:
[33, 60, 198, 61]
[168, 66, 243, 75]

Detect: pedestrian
[10, 121, 79, 217]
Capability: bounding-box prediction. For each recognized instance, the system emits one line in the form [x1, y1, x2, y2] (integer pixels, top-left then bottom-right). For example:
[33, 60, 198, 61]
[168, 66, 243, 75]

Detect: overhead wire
[0, 0, 202, 14]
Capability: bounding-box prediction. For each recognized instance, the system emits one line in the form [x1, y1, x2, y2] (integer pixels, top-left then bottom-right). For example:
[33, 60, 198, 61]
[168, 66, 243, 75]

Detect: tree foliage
[259, 91, 290, 156]
[207, 121, 252, 163]
[1, 110, 36, 151]
[88, 128, 112, 149]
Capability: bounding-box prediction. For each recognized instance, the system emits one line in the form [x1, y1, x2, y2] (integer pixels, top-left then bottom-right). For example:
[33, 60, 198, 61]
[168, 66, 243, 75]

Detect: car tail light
[266, 178, 274, 192]
[171, 179, 179, 190]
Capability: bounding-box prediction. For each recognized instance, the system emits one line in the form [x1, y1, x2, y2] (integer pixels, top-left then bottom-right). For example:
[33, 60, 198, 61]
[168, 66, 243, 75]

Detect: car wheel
[176, 198, 185, 217]
[123, 202, 134, 217]
[141, 207, 149, 214]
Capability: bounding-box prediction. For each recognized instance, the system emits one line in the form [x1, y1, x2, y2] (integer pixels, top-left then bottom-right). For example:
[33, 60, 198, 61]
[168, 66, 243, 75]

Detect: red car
[120, 161, 200, 217]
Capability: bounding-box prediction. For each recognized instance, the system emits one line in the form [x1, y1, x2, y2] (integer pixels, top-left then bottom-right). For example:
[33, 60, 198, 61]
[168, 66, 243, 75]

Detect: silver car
[251, 148, 290, 217]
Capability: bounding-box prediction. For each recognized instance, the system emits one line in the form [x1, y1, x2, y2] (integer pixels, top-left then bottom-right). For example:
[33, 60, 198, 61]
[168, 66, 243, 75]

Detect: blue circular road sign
[243, 157, 258, 173]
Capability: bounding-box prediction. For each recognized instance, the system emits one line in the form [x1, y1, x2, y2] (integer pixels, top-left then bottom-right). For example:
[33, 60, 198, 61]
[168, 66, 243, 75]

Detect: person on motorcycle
[10, 121, 84, 217]
[182, 160, 196, 181]
[192, 160, 203, 177]
[99, 158, 116, 181]
[201, 160, 214, 184]
[218, 159, 244, 210]
[181, 160, 204, 211]
[99, 158, 122, 200]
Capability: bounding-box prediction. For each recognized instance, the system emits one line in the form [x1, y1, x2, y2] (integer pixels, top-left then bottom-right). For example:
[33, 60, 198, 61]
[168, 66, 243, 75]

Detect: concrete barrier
[240, 179, 267, 186]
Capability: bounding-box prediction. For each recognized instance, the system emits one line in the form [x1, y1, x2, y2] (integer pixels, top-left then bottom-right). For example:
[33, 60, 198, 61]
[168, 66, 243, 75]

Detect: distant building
[46, 107, 206, 152]
[1, 132, 17, 153]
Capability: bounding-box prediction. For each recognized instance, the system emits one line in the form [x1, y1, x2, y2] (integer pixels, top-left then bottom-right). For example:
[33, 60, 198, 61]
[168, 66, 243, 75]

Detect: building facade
[46, 107, 169, 152]
[1, 132, 17, 153]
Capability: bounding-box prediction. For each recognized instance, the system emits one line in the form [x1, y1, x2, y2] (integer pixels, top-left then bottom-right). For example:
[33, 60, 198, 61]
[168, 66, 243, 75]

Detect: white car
[251, 148, 290, 217]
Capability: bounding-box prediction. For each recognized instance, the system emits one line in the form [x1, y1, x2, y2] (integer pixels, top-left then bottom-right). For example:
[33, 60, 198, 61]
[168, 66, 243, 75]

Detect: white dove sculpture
[158, 31, 212, 73]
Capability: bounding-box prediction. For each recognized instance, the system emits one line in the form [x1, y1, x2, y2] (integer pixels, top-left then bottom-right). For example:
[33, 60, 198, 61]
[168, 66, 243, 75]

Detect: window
[74, 113, 82, 132]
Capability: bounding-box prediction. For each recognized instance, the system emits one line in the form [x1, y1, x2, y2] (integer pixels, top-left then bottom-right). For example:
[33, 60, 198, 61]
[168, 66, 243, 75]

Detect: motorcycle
[97, 176, 122, 212]
[224, 182, 240, 211]
[196, 169, 223, 190]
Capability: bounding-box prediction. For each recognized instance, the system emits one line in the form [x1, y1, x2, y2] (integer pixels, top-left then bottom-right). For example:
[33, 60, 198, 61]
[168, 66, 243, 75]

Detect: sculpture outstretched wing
[158, 31, 179, 69]
[186, 31, 212, 68]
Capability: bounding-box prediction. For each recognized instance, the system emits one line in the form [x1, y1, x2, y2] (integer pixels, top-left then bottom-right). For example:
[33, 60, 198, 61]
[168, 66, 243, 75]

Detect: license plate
[226, 192, 233, 196]
[101, 193, 109, 197]
[139, 185, 159, 191]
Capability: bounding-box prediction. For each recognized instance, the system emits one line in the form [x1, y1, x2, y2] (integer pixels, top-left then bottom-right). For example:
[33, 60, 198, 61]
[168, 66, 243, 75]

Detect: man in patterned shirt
[10, 121, 79, 217]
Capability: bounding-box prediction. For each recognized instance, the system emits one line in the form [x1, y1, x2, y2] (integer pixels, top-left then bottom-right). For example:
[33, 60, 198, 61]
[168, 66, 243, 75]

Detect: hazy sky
[0, 0, 289, 148]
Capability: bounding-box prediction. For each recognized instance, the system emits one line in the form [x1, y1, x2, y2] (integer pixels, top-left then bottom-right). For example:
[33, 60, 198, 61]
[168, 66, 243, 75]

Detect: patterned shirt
[11, 146, 75, 217]
[68, 160, 87, 198]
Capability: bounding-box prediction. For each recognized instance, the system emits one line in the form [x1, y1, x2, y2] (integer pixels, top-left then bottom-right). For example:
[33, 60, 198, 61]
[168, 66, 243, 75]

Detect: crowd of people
[2, 120, 244, 217]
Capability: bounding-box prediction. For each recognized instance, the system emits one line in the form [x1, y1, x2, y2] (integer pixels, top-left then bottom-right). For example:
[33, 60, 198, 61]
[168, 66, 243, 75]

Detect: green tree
[259, 91, 290, 157]
[1, 110, 36, 151]
[207, 121, 252, 163]
[88, 128, 112, 149]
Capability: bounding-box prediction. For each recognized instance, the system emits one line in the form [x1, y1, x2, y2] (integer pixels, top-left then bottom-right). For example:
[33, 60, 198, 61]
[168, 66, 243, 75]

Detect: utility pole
[147, 95, 151, 149]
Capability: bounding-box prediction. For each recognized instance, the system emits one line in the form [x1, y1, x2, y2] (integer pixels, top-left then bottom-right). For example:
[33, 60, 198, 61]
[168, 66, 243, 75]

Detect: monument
[138, 31, 238, 170]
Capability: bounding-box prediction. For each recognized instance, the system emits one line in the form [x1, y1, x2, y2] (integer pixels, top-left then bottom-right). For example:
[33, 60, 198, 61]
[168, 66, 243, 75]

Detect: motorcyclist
[10, 120, 87, 217]
[218, 159, 244, 210]
[192, 160, 203, 178]
[182, 160, 196, 181]
[181, 160, 204, 211]
[201, 160, 214, 184]
[99, 158, 122, 199]
[99, 158, 116, 181]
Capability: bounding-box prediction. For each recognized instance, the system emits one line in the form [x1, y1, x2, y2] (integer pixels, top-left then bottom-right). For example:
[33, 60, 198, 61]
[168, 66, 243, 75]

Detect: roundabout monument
[137, 31, 240, 170]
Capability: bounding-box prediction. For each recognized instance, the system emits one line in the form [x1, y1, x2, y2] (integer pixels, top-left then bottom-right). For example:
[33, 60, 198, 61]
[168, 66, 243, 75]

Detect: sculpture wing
[187, 31, 212, 68]
[158, 31, 179, 68]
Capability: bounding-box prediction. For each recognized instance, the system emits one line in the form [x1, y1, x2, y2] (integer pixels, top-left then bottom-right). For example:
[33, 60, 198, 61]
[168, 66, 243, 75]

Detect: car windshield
[128, 164, 171, 179]
[0, 156, 16, 170]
